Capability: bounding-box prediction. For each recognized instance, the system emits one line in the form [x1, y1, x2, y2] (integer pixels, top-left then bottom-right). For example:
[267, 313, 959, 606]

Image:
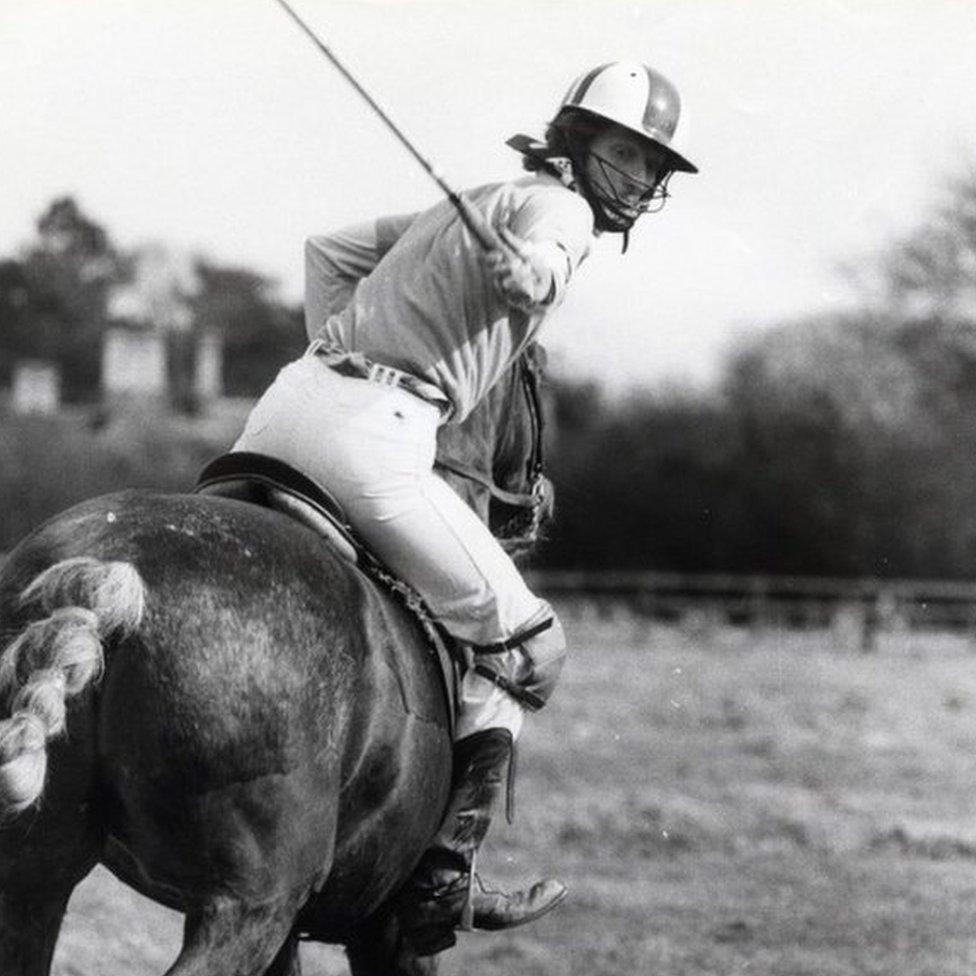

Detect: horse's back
[0, 489, 452, 928]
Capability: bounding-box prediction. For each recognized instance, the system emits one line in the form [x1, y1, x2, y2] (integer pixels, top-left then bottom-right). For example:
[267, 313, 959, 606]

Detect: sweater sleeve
[304, 212, 418, 341]
[507, 188, 593, 309]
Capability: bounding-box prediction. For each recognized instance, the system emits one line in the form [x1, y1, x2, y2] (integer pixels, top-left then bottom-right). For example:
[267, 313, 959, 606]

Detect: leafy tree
[0, 259, 36, 384]
[720, 310, 976, 579]
[852, 159, 976, 321]
[0, 199, 306, 406]
[0, 197, 127, 401]
[541, 383, 742, 571]
[189, 261, 304, 397]
[722, 316, 900, 576]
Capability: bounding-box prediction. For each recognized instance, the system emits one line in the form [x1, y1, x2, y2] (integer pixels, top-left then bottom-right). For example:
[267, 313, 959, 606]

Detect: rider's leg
[323, 418, 569, 953]
[387, 597, 569, 955]
[233, 359, 569, 949]
[344, 473, 571, 954]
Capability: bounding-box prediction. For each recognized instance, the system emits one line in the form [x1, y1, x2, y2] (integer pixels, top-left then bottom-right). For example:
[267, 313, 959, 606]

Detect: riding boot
[397, 727, 567, 956]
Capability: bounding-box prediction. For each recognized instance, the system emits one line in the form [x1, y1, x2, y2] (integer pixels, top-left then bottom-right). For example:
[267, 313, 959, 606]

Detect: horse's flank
[0, 489, 451, 963]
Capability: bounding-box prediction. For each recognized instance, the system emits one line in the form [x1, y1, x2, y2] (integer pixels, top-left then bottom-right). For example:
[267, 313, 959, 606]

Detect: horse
[0, 344, 551, 976]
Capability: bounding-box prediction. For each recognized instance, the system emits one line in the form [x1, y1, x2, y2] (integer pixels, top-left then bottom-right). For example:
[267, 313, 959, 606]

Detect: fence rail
[2, 551, 975, 636]
[526, 569, 976, 635]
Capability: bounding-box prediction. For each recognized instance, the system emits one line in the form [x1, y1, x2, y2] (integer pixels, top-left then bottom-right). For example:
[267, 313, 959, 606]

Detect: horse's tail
[0, 556, 146, 817]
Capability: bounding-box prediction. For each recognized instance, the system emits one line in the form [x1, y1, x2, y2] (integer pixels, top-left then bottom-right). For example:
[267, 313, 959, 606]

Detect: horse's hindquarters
[0, 489, 452, 942]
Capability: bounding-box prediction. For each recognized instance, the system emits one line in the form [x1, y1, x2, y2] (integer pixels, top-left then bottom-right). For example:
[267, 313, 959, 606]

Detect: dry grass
[0, 406, 250, 551]
[52, 607, 976, 975]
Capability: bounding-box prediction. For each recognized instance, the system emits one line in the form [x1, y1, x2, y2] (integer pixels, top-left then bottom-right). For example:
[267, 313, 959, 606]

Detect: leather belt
[307, 341, 450, 414]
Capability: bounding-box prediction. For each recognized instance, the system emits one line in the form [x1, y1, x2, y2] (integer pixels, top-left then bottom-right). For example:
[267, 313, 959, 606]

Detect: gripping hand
[454, 194, 557, 311]
[483, 226, 556, 312]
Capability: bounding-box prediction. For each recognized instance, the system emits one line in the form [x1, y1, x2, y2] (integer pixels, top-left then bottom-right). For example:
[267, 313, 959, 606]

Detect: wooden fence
[3, 550, 976, 638]
[526, 569, 976, 637]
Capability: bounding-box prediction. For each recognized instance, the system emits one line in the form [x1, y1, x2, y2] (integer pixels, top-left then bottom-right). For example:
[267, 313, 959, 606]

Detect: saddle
[194, 451, 456, 729]
[195, 452, 360, 563]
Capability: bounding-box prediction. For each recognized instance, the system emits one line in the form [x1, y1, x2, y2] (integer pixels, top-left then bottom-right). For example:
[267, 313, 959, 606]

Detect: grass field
[50, 604, 976, 975]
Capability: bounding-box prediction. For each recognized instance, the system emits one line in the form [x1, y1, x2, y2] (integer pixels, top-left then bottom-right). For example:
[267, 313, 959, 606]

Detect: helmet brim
[554, 106, 698, 175]
[660, 144, 698, 175]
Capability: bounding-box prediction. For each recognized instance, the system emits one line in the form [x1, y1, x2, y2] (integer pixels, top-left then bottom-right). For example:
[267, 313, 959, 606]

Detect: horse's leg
[346, 912, 439, 976]
[0, 813, 97, 976]
[163, 891, 305, 976]
[264, 933, 302, 976]
[0, 886, 73, 976]
[0, 725, 103, 976]
[0, 824, 97, 976]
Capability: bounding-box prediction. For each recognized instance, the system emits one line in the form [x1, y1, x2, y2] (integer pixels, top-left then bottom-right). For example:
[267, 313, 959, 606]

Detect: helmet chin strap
[579, 181, 638, 242]
[596, 225, 631, 254]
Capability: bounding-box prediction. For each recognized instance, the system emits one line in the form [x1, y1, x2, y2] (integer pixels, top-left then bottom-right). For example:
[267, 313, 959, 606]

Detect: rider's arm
[305, 212, 418, 341]
[483, 187, 593, 312]
[509, 189, 593, 308]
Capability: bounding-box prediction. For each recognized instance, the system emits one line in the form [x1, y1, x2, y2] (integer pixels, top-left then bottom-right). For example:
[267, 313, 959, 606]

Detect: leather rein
[434, 353, 549, 543]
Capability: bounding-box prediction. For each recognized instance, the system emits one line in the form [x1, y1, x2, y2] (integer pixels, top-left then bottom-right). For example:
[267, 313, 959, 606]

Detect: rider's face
[584, 126, 670, 217]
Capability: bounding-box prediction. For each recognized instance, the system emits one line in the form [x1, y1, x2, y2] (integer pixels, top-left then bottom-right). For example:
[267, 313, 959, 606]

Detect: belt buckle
[367, 363, 402, 388]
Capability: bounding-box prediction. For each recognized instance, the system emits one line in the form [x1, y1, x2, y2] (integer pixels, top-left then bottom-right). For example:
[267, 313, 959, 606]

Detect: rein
[432, 460, 541, 510]
[434, 352, 549, 546]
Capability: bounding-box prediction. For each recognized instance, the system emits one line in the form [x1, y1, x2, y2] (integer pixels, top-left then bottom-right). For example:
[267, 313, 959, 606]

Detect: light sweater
[305, 171, 594, 423]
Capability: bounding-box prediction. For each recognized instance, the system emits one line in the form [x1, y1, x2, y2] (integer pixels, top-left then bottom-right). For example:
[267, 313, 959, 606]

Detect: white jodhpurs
[232, 352, 565, 741]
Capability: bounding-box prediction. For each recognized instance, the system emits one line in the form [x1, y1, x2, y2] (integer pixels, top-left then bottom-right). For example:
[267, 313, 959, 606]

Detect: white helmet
[555, 61, 697, 174]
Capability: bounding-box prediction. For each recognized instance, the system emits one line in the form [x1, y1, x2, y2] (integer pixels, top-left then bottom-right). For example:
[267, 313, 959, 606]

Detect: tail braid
[0, 557, 145, 818]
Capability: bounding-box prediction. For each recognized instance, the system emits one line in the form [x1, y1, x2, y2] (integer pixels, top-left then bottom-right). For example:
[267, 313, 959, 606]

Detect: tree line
[539, 161, 976, 580]
[3, 175, 976, 580]
[0, 197, 304, 404]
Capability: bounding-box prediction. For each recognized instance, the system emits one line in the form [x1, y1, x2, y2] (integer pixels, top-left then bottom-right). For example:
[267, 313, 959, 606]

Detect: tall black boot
[396, 728, 567, 956]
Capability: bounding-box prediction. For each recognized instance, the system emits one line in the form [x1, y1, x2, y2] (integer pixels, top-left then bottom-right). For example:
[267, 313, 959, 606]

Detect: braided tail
[0, 557, 145, 818]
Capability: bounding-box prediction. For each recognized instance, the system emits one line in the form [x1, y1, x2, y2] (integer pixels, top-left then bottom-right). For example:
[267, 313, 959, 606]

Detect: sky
[3, 0, 976, 393]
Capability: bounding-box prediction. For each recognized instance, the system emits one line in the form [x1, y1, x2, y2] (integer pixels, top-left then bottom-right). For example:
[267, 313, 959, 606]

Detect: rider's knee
[456, 675, 525, 741]
[514, 609, 566, 709]
[469, 604, 567, 713]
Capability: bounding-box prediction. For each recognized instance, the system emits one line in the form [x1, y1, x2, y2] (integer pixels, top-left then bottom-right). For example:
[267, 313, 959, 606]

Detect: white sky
[3, 0, 976, 393]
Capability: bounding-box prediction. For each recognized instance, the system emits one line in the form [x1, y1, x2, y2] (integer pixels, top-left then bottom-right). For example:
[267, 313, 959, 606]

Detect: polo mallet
[272, 0, 502, 254]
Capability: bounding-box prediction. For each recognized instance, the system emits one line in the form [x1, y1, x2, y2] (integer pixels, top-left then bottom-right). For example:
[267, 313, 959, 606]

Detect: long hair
[517, 109, 605, 175]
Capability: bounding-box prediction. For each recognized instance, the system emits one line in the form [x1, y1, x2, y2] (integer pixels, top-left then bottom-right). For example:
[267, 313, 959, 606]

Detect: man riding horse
[232, 59, 698, 956]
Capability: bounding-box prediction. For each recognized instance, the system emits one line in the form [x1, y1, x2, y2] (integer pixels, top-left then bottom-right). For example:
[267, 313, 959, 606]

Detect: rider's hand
[483, 226, 556, 312]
